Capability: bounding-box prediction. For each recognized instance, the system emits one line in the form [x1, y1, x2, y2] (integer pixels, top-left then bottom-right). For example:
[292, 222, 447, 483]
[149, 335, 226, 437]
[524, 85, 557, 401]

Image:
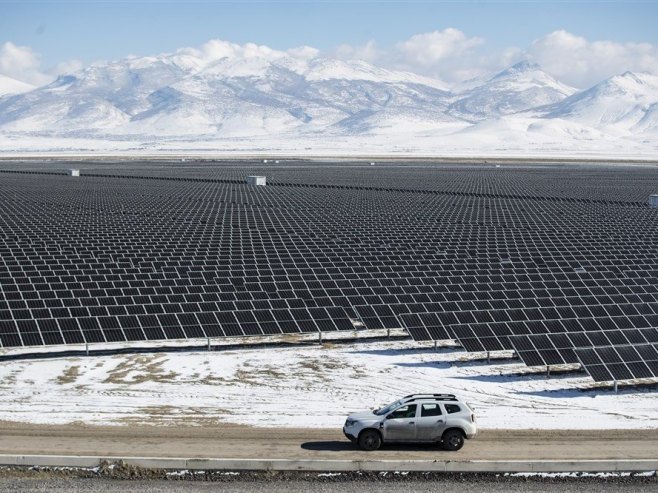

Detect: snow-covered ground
[0, 339, 656, 430]
[1, 130, 656, 160]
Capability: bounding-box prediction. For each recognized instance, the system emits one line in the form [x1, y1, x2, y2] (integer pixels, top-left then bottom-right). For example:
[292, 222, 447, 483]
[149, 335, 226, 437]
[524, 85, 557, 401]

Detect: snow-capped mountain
[448, 61, 576, 121]
[0, 51, 458, 137]
[542, 71, 658, 135]
[0, 75, 35, 97]
[0, 45, 656, 157]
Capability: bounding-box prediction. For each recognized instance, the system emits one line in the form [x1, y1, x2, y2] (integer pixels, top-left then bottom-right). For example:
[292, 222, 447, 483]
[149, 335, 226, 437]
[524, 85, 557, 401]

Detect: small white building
[246, 176, 266, 186]
[650, 195, 658, 208]
[68, 169, 80, 177]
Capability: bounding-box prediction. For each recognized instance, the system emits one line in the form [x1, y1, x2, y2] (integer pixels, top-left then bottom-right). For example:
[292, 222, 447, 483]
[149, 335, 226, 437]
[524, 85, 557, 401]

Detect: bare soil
[0, 421, 656, 460]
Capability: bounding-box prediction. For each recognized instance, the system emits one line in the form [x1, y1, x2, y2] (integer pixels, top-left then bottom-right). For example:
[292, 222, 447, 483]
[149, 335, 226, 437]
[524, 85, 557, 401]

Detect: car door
[382, 404, 418, 441]
[414, 402, 446, 441]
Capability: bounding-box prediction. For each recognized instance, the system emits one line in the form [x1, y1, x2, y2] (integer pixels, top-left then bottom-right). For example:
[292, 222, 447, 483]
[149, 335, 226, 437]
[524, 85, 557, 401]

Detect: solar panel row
[576, 344, 658, 382]
[0, 306, 354, 347]
[510, 328, 658, 367]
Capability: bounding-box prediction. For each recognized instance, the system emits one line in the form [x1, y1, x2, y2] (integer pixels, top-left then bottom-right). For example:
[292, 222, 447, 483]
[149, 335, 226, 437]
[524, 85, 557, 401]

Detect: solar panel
[400, 312, 455, 342]
[576, 344, 658, 382]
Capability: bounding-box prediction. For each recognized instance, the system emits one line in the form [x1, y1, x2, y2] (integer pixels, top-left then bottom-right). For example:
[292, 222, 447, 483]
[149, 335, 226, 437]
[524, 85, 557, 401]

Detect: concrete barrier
[0, 455, 656, 473]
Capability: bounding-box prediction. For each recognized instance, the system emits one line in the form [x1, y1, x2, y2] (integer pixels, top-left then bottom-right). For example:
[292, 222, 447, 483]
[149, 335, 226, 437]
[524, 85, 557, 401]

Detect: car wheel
[442, 429, 465, 451]
[358, 429, 382, 451]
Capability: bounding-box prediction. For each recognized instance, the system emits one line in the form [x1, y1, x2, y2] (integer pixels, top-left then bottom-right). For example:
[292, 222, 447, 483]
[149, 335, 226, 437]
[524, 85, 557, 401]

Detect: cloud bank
[1, 30, 657, 90]
[333, 29, 658, 88]
[526, 30, 658, 88]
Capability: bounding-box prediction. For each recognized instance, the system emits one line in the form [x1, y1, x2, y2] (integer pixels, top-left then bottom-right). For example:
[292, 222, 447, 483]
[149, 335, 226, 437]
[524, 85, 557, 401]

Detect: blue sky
[2, 1, 657, 65]
[1, 1, 657, 87]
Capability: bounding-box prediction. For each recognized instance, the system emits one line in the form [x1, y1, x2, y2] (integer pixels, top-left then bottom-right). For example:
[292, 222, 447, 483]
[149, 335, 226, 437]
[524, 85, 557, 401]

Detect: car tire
[358, 429, 382, 451]
[441, 429, 465, 451]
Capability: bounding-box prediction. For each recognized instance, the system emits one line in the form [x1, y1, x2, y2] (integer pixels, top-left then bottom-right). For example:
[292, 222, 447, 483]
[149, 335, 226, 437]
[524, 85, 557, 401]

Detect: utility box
[246, 176, 266, 186]
[68, 169, 80, 177]
[650, 195, 658, 208]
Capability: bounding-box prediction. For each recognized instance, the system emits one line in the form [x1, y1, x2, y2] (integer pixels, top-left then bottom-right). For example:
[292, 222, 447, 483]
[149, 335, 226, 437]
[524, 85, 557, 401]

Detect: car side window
[387, 404, 417, 420]
[445, 404, 462, 414]
[421, 403, 442, 417]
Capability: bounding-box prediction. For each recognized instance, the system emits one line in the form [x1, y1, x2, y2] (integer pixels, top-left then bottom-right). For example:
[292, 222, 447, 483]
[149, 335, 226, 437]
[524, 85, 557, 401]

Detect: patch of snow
[508, 471, 655, 478]
[0, 340, 656, 429]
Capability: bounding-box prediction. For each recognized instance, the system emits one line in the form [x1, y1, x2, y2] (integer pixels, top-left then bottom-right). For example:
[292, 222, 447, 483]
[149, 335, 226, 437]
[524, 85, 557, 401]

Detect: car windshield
[374, 399, 403, 416]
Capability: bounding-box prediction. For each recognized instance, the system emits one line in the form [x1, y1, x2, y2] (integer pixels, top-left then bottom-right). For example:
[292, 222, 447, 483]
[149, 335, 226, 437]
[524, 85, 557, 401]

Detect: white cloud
[395, 28, 483, 68]
[176, 39, 323, 66]
[0, 41, 84, 87]
[286, 45, 319, 60]
[332, 40, 380, 63]
[0, 42, 51, 85]
[51, 59, 84, 76]
[178, 39, 291, 63]
[526, 30, 658, 88]
[332, 29, 502, 84]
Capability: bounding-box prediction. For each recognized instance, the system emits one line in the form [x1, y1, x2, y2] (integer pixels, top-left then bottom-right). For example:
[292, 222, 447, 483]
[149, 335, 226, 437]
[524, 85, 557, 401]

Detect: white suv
[343, 394, 477, 451]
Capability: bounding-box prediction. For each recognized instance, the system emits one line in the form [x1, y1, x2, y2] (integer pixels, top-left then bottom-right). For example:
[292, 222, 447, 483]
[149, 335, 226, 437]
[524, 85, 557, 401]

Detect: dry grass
[199, 374, 229, 385]
[280, 333, 304, 344]
[57, 365, 81, 385]
[137, 405, 177, 416]
[116, 405, 234, 426]
[0, 370, 18, 386]
[103, 354, 178, 385]
[235, 365, 286, 386]
[295, 356, 366, 381]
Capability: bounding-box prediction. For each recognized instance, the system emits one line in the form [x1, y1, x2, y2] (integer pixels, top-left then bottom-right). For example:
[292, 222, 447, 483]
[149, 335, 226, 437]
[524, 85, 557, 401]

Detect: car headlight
[345, 419, 355, 427]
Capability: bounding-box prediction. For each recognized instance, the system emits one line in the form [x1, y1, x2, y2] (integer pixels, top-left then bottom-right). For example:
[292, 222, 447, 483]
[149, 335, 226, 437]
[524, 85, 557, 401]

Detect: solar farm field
[1, 159, 658, 390]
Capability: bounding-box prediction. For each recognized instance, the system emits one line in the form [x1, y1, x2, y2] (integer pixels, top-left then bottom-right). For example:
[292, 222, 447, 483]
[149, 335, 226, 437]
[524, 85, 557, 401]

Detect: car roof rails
[403, 393, 458, 401]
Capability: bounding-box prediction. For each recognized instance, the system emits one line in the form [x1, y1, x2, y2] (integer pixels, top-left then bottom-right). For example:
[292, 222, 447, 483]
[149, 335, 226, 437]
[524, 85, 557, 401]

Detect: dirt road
[0, 422, 656, 460]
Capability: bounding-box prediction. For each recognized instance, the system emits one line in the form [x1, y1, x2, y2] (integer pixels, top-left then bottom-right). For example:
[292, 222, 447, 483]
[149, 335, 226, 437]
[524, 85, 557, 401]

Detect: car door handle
[409, 422, 415, 425]
[437, 420, 444, 423]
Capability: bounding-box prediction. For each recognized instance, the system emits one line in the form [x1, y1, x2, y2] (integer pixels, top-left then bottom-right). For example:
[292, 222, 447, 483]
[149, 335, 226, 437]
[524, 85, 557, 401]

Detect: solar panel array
[1, 160, 658, 384]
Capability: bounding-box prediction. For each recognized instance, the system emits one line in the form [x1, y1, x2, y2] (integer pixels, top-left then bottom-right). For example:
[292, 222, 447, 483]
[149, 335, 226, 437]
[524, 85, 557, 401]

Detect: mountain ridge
[0, 48, 656, 155]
